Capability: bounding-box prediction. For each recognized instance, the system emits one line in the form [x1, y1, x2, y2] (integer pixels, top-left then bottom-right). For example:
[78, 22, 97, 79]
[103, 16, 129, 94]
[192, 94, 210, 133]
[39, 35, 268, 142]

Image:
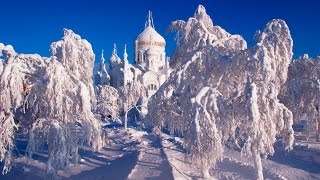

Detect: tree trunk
[202, 166, 210, 179]
[316, 114, 320, 142]
[124, 111, 128, 129]
[253, 151, 264, 180]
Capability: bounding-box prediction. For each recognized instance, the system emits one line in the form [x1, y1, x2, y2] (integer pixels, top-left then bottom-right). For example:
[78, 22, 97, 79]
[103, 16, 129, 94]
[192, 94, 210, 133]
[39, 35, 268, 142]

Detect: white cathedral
[95, 11, 171, 98]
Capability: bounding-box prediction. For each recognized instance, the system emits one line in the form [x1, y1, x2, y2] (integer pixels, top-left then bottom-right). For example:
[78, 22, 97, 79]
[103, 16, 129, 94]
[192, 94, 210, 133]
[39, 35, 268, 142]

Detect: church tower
[95, 50, 110, 86]
[135, 11, 167, 72]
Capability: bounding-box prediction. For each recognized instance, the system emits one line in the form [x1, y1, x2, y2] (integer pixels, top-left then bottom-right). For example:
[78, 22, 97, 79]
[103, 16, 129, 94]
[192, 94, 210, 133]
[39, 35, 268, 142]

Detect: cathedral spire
[145, 10, 155, 29]
[123, 44, 129, 71]
[112, 43, 117, 55]
[123, 44, 128, 62]
[101, 49, 105, 64]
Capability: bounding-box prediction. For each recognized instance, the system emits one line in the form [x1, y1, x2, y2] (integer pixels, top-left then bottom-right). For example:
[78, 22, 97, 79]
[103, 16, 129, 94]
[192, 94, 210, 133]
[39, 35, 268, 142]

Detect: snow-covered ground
[161, 134, 320, 180]
[128, 130, 173, 179]
[2, 127, 140, 180]
[1, 126, 320, 180]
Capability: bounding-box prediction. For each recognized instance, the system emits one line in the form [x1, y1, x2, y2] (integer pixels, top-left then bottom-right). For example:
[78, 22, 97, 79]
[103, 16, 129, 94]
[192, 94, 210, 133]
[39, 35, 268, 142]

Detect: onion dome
[136, 11, 165, 48]
[109, 43, 121, 65]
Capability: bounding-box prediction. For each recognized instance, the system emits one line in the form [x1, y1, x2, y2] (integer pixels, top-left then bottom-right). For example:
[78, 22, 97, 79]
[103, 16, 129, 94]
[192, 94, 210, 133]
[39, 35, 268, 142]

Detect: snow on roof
[137, 26, 166, 44]
[137, 11, 165, 45]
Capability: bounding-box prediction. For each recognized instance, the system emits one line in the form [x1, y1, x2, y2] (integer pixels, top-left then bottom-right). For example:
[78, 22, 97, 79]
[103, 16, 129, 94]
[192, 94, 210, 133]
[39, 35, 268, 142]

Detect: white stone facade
[106, 11, 171, 98]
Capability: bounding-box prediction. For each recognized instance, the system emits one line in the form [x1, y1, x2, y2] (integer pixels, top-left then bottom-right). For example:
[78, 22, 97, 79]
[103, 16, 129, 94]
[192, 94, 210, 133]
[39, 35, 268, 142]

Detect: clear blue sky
[0, 0, 319, 63]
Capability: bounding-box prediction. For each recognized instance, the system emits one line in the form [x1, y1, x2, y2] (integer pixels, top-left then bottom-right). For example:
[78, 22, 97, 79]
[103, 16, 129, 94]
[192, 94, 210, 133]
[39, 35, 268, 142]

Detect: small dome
[109, 54, 120, 64]
[137, 26, 165, 47]
[109, 44, 121, 66]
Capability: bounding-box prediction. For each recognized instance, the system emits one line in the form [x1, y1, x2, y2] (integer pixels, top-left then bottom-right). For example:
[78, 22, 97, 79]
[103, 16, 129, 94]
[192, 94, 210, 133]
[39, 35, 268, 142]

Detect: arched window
[147, 84, 158, 91]
[138, 53, 142, 62]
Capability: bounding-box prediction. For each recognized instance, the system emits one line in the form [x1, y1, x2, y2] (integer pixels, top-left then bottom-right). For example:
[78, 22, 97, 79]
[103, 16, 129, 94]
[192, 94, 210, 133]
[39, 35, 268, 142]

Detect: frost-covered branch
[0, 111, 17, 175]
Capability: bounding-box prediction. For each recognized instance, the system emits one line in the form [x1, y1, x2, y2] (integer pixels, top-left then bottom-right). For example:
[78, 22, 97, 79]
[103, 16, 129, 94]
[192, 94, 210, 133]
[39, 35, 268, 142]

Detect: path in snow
[63, 128, 140, 180]
[128, 133, 174, 180]
[161, 135, 204, 179]
[65, 151, 138, 180]
[1, 128, 174, 180]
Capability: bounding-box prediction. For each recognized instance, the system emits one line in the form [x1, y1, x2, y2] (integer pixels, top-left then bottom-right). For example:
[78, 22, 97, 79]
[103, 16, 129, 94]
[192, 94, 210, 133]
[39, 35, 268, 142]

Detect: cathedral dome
[136, 11, 165, 48]
[137, 26, 165, 48]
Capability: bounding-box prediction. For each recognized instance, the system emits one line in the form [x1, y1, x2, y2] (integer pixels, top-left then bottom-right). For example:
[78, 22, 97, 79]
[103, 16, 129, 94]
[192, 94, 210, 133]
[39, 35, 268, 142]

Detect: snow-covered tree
[0, 45, 45, 112]
[234, 19, 294, 180]
[0, 44, 46, 175]
[118, 81, 142, 129]
[95, 85, 120, 121]
[0, 29, 104, 179]
[0, 110, 17, 175]
[50, 29, 97, 105]
[0, 44, 4, 73]
[238, 78, 293, 180]
[280, 56, 320, 142]
[148, 5, 294, 179]
[168, 5, 247, 70]
[0, 48, 18, 176]
[186, 86, 224, 178]
[26, 29, 103, 179]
